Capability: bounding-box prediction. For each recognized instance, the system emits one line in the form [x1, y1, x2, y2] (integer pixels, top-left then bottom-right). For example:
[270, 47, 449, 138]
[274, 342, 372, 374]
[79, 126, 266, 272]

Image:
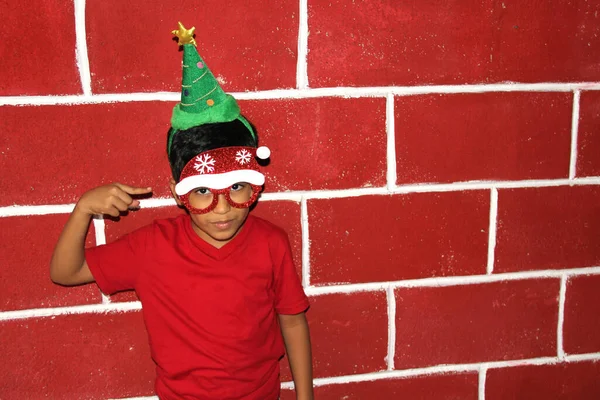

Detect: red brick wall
[1, 1, 600, 399]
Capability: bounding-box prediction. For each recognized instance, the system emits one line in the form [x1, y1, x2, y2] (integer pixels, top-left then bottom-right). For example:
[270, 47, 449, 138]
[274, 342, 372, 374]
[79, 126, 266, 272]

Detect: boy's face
[169, 178, 251, 248]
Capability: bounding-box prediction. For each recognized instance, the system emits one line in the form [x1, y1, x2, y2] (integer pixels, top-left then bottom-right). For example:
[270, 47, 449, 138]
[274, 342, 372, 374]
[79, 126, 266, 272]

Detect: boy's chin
[209, 230, 237, 242]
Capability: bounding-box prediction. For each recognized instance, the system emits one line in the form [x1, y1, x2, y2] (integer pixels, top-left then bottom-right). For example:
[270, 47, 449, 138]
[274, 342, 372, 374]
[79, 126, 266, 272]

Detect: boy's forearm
[49, 206, 93, 285]
[279, 313, 314, 400]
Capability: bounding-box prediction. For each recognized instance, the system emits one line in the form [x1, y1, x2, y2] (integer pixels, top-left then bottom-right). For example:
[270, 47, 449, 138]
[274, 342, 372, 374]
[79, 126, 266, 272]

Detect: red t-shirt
[85, 214, 309, 400]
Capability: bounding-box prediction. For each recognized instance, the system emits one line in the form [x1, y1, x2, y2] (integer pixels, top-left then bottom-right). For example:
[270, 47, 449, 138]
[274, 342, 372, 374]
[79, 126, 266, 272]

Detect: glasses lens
[229, 183, 254, 205]
[188, 188, 215, 211]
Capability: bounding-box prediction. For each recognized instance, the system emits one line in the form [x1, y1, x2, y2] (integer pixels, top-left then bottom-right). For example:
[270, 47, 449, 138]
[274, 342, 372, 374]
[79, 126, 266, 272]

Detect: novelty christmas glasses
[181, 183, 262, 214]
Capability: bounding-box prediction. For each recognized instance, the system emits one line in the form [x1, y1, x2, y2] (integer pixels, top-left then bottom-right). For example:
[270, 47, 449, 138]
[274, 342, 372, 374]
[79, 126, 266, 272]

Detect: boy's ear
[169, 178, 183, 206]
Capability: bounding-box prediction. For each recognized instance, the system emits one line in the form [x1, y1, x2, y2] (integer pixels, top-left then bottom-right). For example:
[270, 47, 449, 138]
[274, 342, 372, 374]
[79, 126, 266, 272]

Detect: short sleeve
[273, 232, 310, 315]
[85, 225, 150, 295]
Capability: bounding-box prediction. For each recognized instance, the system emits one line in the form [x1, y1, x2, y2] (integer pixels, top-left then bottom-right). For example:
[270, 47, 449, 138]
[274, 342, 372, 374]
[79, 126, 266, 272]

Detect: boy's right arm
[49, 183, 152, 286]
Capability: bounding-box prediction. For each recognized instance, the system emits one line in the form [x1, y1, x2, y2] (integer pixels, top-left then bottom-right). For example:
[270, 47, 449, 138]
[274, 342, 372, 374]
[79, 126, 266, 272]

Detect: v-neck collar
[182, 214, 254, 260]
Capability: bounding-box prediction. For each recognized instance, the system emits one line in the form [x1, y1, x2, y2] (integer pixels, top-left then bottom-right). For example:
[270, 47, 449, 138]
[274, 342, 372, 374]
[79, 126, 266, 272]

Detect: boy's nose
[213, 194, 231, 214]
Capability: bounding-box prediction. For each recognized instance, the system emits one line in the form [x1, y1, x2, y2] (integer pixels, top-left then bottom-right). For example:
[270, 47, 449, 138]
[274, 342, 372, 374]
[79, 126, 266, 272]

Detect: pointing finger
[113, 183, 153, 195]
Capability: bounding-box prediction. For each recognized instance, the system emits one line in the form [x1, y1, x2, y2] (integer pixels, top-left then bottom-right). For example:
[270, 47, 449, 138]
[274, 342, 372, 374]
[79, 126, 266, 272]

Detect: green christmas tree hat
[168, 22, 255, 153]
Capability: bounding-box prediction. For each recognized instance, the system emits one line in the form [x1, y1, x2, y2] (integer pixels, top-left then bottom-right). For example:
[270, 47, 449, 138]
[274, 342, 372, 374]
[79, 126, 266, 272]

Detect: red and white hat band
[175, 146, 270, 195]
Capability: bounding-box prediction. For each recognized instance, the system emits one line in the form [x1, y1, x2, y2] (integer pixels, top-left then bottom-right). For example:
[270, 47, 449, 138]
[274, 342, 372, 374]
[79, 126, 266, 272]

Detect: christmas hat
[169, 22, 270, 197]
[168, 22, 256, 153]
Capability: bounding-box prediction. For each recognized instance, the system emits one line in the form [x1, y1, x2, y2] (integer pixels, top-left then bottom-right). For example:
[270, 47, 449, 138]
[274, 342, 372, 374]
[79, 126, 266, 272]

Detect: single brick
[495, 186, 600, 273]
[308, 0, 600, 87]
[314, 373, 478, 400]
[309, 192, 489, 285]
[0, 0, 81, 95]
[241, 98, 387, 191]
[395, 279, 559, 369]
[0, 312, 154, 399]
[86, 1, 297, 93]
[251, 200, 303, 276]
[281, 291, 388, 380]
[395, 93, 572, 184]
[0, 102, 173, 207]
[577, 91, 600, 177]
[486, 361, 600, 400]
[563, 274, 600, 355]
[0, 214, 99, 311]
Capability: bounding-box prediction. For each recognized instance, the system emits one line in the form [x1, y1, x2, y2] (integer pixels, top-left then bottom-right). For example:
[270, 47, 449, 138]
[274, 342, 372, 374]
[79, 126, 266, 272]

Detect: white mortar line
[110, 397, 157, 400]
[569, 90, 581, 179]
[478, 366, 487, 400]
[114, 353, 600, 399]
[0, 204, 75, 217]
[92, 217, 111, 304]
[486, 188, 498, 275]
[258, 192, 304, 202]
[299, 356, 563, 387]
[0, 92, 179, 106]
[1, 268, 590, 320]
[300, 197, 311, 287]
[93, 217, 106, 246]
[304, 267, 600, 296]
[557, 275, 567, 360]
[3, 177, 600, 218]
[296, 0, 309, 89]
[137, 197, 178, 209]
[386, 285, 396, 371]
[4, 83, 600, 106]
[5, 268, 596, 322]
[564, 352, 600, 362]
[0, 301, 142, 321]
[391, 177, 600, 193]
[273, 187, 389, 199]
[386, 93, 397, 190]
[74, 0, 92, 96]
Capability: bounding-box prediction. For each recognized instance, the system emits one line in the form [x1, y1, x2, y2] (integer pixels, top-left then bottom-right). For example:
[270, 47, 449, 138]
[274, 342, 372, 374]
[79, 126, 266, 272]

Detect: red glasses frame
[180, 184, 262, 214]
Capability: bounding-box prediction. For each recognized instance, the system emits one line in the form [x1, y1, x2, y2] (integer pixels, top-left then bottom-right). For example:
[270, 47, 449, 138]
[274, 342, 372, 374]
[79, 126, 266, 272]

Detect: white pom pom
[256, 146, 271, 160]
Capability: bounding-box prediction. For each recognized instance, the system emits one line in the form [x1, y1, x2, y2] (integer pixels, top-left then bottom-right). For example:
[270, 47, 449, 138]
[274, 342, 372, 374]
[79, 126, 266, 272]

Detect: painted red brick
[241, 98, 387, 191]
[251, 200, 303, 274]
[0, 0, 81, 95]
[577, 91, 600, 177]
[486, 361, 600, 400]
[563, 274, 600, 355]
[0, 102, 173, 207]
[0, 214, 99, 311]
[312, 373, 479, 400]
[282, 292, 388, 379]
[0, 312, 154, 399]
[86, 1, 297, 93]
[279, 388, 295, 400]
[395, 93, 572, 184]
[495, 186, 600, 273]
[308, 0, 600, 87]
[395, 279, 559, 369]
[309, 192, 489, 285]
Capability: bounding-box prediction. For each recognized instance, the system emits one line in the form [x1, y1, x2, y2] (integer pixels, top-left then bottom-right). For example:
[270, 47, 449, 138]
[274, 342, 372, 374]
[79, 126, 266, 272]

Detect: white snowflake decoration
[235, 149, 251, 165]
[193, 154, 215, 174]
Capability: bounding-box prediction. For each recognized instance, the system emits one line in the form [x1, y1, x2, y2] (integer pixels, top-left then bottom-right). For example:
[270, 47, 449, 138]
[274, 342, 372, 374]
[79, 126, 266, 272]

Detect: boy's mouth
[212, 220, 234, 230]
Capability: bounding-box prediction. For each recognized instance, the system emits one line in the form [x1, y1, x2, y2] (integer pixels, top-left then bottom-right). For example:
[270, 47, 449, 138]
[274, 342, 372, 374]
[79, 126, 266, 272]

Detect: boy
[50, 22, 313, 400]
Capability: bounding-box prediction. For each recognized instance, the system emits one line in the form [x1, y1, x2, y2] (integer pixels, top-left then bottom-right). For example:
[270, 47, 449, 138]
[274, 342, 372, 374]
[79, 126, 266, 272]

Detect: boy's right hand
[75, 183, 153, 217]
